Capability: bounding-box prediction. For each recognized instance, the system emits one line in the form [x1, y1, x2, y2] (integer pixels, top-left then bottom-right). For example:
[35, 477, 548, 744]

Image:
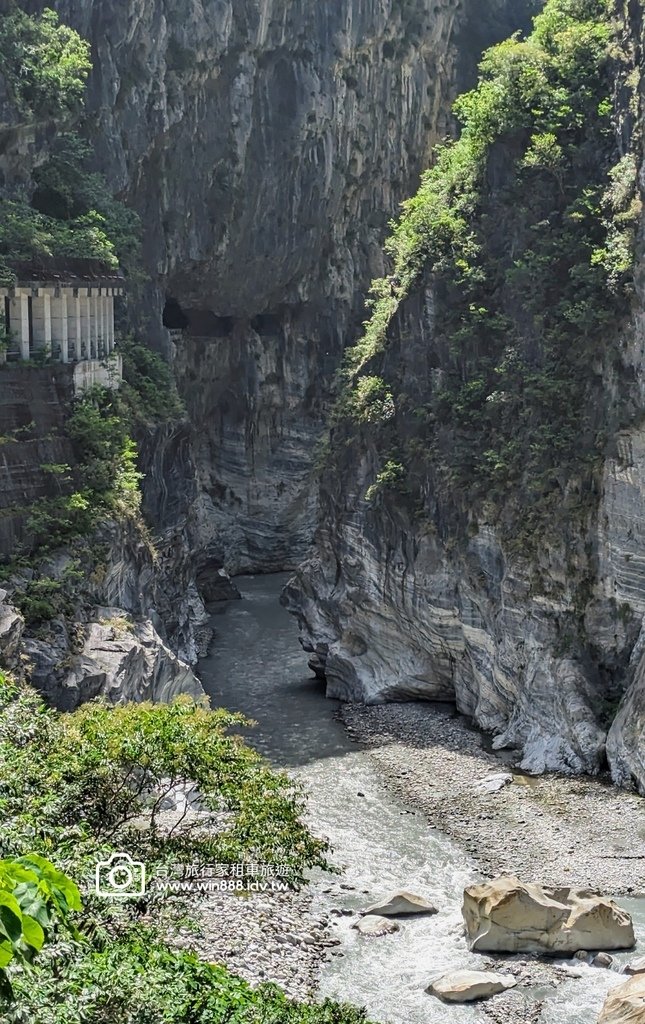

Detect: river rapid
[198, 573, 645, 1024]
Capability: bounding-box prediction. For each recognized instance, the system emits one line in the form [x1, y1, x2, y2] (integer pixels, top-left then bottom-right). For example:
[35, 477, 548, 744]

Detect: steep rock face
[24, 608, 203, 711]
[28, 0, 537, 572]
[285, 285, 645, 782]
[3, 516, 206, 710]
[284, 5, 645, 790]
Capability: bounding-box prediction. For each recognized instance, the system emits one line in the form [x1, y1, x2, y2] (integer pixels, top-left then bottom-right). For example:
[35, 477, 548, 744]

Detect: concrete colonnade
[1, 282, 123, 363]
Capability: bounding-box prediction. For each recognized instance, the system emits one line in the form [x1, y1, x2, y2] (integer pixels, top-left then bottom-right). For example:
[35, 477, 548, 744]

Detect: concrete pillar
[31, 290, 52, 356]
[96, 290, 104, 357]
[108, 293, 115, 350]
[80, 290, 91, 359]
[51, 292, 69, 363]
[102, 295, 110, 353]
[9, 290, 30, 361]
[89, 290, 98, 358]
[65, 289, 82, 361]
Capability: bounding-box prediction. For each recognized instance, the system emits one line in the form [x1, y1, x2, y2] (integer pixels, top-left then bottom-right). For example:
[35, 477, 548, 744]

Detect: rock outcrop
[2, 515, 207, 710]
[598, 974, 645, 1024]
[462, 877, 635, 955]
[607, 632, 645, 794]
[0, 589, 24, 672]
[283, 2, 645, 792]
[25, 608, 202, 710]
[426, 970, 517, 1003]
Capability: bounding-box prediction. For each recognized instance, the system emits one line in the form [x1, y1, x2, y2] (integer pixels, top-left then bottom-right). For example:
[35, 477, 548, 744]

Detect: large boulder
[598, 974, 645, 1023]
[462, 877, 635, 954]
[426, 970, 517, 1003]
[362, 891, 438, 917]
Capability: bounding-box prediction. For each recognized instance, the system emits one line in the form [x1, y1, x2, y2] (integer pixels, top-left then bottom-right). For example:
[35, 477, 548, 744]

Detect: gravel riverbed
[167, 697, 644, 1015]
[170, 886, 340, 999]
[340, 701, 645, 896]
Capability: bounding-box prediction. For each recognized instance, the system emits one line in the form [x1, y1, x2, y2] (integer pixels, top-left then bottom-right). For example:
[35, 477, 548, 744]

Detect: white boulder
[361, 891, 438, 917]
[427, 969, 517, 1003]
[462, 876, 635, 954]
[353, 915, 400, 936]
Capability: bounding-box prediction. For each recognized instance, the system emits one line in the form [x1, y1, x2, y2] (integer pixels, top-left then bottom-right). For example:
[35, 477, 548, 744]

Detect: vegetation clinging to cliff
[0, 133, 141, 281]
[0, 8, 140, 282]
[0, 5, 90, 119]
[340, 0, 640, 543]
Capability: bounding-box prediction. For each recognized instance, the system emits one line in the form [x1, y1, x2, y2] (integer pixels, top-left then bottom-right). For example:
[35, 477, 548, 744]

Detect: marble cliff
[18, 0, 535, 574]
[11, 0, 644, 797]
[284, 1, 645, 792]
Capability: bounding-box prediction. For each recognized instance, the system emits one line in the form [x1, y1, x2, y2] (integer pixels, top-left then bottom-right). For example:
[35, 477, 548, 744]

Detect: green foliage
[31, 133, 142, 273]
[336, 0, 639, 546]
[0, 853, 81, 1000]
[0, 677, 329, 883]
[67, 387, 143, 516]
[25, 493, 94, 553]
[365, 460, 405, 502]
[0, 13, 139, 282]
[0, 130, 142, 278]
[0, 673, 350, 1022]
[13, 576, 70, 626]
[8, 931, 372, 1024]
[11, 345, 184, 559]
[0, 5, 91, 119]
[119, 339, 185, 423]
[342, 376, 395, 425]
[0, 197, 120, 266]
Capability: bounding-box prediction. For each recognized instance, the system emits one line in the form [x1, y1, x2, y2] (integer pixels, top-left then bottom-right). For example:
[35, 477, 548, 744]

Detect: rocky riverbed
[189, 576, 645, 1023]
[340, 701, 645, 898]
[169, 885, 338, 1000]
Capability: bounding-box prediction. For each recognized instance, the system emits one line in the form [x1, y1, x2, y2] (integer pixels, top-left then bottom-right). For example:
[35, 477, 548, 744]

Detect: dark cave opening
[163, 296, 190, 329]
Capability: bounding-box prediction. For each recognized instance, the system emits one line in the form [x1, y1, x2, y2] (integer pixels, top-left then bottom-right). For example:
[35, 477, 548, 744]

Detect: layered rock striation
[21, 0, 537, 573]
[284, 1, 645, 792]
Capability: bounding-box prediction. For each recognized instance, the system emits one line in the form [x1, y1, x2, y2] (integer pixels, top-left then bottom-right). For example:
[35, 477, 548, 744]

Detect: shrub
[0, 5, 91, 119]
[8, 931, 373, 1024]
[0, 677, 329, 885]
[0, 674, 349, 1022]
[120, 339, 185, 423]
[0, 854, 81, 1001]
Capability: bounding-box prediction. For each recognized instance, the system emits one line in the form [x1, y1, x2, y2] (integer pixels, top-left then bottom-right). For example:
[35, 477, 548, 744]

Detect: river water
[199, 574, 645, 1024]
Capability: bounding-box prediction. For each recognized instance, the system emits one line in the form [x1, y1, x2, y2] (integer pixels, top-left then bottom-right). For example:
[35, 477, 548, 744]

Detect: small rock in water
[624, 955, 645, 976]
[427, 970, 517, 1003]
[559, 965, 585, 978]
[353, 915, 400, 937]
[362, 890, 438, 917]
[573, 950, 590, 961]
[593, 952, 615, 969]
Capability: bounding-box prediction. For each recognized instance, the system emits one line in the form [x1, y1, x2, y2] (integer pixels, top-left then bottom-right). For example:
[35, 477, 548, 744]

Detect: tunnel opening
[163, 296, 190, 330]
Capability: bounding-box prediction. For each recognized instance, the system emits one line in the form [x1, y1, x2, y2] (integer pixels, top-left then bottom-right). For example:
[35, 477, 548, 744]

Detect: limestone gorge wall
[284, 2, 645, 792]
[27, 0, 538, 574]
